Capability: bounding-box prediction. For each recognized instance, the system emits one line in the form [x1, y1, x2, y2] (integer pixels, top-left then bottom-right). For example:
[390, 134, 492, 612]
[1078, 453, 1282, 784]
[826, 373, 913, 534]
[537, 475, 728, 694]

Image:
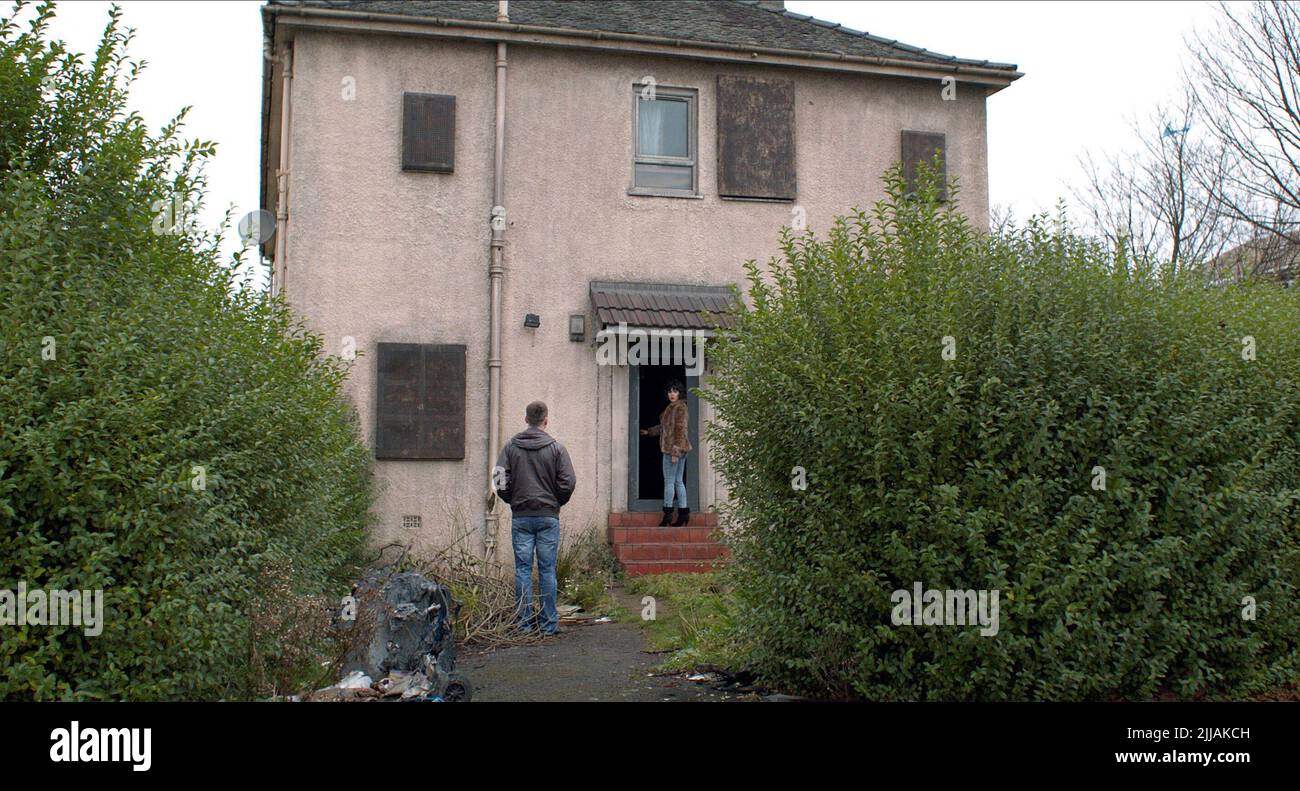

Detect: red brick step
[614, 542, 728, 562]
[608, 511, 718, 527]
[606, 512, 728, 577]
[619, 560, 727, 575]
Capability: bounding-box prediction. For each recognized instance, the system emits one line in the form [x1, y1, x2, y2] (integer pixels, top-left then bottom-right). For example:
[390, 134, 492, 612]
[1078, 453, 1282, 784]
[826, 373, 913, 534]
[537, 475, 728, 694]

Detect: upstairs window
[631, 84, 697, 196]
[716, 74, 796, 201]
[901, 130, 947, 201]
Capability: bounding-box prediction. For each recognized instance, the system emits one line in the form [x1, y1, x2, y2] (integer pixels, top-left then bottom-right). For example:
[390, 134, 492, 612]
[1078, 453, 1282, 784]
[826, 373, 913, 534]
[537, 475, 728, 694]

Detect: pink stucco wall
[277, 28, 993, 559]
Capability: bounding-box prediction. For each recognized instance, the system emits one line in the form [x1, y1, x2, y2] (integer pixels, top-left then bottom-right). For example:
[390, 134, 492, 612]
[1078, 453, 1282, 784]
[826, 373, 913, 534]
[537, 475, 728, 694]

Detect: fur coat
[646, 399, 691, 457]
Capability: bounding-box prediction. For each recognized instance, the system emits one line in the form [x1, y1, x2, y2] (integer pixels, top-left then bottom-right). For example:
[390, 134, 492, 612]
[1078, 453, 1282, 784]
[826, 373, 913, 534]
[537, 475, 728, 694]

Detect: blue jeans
[511, 516, 560, 634]
[662, 452, 688, 508]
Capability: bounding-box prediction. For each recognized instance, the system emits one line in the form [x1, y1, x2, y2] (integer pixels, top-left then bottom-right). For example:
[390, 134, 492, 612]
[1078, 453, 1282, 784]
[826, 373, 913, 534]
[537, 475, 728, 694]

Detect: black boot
[659, 507, 673, 526]
[671, 506, 690, 527]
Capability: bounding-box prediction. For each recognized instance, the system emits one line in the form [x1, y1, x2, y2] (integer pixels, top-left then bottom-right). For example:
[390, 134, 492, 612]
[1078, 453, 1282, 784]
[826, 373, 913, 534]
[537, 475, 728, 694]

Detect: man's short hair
[525, 401, 548, 427]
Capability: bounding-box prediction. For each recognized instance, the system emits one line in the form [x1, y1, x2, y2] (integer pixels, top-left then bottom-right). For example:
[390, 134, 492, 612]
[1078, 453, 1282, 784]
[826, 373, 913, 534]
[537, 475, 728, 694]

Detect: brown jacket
[646, 400, 691, 457]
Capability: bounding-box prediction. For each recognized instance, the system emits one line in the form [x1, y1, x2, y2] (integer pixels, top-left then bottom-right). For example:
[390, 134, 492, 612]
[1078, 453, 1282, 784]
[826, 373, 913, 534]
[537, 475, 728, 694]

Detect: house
[1208, 234, 1299, 287]
[258, 0, 1020, 571]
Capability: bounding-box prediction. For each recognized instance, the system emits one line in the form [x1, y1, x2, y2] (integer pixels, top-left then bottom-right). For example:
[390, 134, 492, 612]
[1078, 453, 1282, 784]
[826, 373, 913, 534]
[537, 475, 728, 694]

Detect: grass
[556, 525, 621, 615]
[621, 572, 742, 673]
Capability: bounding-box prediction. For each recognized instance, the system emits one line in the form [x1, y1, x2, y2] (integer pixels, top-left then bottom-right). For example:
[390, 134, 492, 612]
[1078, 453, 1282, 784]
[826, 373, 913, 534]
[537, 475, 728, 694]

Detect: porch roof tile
[590, 281, 741, 331]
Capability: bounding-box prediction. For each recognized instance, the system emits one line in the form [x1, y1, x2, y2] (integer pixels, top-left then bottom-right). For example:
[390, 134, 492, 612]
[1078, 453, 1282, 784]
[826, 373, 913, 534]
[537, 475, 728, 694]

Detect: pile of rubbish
[312, 570, 472, 703]
[557, 604, 614, 625]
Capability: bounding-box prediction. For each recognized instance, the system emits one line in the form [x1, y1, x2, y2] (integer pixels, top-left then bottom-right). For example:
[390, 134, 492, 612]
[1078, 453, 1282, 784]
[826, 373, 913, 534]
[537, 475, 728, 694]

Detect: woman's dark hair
[664, 379, 686, 403]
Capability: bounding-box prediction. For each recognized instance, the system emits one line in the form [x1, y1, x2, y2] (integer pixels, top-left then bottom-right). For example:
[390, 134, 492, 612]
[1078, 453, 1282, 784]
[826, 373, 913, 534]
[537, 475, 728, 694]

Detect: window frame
[629, 83, 699, 198]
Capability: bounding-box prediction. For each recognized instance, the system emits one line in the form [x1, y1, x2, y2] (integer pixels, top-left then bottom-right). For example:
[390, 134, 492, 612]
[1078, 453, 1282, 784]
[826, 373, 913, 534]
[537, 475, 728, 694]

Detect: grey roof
[267, 0, 1019, 73]
[590, 281, 741, 330]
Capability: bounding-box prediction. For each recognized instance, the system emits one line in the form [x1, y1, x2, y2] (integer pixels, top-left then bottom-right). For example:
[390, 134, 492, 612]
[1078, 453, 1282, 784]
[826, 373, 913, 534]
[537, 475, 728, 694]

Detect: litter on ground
[309, 570, 473, 702]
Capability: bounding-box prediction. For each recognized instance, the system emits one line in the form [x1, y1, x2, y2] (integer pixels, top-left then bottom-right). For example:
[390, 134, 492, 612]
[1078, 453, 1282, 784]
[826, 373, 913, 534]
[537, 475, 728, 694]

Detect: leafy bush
[704, 164, 1300, 700]
[0, 3, 374, 700]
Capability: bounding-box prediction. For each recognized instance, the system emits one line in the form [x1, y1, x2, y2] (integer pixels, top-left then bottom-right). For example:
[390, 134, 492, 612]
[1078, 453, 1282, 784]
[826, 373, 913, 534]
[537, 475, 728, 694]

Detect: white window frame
[630, 83, 699, 198]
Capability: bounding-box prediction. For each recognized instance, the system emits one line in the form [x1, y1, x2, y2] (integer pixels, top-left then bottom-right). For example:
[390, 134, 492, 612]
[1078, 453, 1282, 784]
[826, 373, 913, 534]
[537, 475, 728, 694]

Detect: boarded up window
[902, 130, 947, 200]
[376, 343, 465, 460]
[716, 75, 796, 200]
[402, 93, 455, 173]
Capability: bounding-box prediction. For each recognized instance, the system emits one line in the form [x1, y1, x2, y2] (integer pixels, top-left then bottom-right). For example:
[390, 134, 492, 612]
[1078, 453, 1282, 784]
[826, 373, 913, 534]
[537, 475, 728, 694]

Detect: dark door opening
[629, 363, 700, 511]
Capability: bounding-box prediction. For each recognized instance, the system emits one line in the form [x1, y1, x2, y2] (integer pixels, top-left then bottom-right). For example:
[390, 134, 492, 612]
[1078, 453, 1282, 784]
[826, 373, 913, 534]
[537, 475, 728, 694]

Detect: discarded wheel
[442, 674, 473, 703]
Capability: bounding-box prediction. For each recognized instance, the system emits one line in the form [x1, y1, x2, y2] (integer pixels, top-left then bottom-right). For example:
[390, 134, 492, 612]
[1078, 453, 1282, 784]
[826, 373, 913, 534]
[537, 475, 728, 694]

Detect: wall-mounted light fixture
[523, 313, 540, 329]
[568, 314, 586, 342]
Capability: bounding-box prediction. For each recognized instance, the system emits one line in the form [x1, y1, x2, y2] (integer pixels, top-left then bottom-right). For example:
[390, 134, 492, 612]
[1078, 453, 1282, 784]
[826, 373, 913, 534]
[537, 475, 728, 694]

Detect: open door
[628, 363, 700, 512]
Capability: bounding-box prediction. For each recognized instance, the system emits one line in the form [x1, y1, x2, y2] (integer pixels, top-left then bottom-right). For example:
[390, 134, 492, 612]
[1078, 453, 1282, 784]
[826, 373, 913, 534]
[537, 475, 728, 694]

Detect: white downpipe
[485, 25, 508, 559]
[273, 44, 293, 295]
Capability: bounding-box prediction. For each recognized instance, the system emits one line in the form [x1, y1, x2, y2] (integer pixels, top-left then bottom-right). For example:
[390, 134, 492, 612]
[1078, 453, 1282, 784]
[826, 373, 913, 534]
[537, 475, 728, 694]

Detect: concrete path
[457, 596, 739, 702]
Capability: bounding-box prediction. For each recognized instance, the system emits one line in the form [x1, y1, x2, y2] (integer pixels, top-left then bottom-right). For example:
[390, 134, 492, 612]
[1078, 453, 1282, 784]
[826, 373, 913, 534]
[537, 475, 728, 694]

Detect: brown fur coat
[646, 399, 691, 457]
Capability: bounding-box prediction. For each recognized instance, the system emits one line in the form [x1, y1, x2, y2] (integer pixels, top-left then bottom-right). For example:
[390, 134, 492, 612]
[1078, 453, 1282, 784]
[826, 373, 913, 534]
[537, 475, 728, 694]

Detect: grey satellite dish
[237, 209, 276, 247]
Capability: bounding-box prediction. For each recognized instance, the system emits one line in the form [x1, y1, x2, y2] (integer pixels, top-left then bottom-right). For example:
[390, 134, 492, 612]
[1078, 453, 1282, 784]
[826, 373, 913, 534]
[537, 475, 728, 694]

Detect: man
[493, 401, 576, 635]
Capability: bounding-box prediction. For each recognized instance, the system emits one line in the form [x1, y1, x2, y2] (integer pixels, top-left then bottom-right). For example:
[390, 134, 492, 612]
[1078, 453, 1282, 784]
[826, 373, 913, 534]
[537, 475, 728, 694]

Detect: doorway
[628, 363, 700, 512]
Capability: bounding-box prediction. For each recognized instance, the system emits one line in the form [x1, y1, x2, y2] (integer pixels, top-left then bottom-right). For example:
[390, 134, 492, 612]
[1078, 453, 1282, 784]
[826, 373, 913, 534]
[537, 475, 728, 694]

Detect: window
[631, 85, 697, 196]
[402, 92, 455, 173]
[716, 75, 796, 201]
[375, 343, 466, 460]
[901, 130, 947, 201]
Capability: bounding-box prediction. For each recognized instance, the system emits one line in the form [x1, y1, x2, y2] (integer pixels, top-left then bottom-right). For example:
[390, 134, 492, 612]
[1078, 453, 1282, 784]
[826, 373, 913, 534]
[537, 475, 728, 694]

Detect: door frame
[627, 365, 700, 512]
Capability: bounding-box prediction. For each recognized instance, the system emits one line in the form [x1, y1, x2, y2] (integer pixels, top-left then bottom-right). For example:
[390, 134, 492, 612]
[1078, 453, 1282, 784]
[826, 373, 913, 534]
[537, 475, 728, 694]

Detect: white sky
[789, 0, 1222, 222]
[41, 0, 1223, 261]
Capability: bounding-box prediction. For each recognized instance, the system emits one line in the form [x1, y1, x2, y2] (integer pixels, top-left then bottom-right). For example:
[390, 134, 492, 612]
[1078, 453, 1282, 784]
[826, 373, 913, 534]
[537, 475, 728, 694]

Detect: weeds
[623, 573, 743, 673]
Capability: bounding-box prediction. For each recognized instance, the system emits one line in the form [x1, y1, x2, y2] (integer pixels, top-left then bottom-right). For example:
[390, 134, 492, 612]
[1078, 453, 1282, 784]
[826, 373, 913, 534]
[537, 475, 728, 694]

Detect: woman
[640, 380, 692, 526]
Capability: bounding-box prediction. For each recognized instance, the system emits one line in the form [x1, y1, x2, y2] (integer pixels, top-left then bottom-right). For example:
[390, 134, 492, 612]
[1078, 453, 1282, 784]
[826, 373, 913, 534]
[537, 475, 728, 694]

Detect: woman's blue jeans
[662, 452, 688, 508]
[511, 516, 560, 634]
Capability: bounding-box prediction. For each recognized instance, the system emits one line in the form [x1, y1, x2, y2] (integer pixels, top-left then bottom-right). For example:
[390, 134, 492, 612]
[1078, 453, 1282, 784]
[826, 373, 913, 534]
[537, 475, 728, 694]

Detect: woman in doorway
[640, 380, 692, 526]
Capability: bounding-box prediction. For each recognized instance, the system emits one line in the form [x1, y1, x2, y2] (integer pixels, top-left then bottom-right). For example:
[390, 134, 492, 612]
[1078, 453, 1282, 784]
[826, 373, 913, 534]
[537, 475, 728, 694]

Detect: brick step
[607, 526, 721, 544]
[620, 559, 728, 576]
[614, 542, 730, 562]
[608, 511, 718, 527]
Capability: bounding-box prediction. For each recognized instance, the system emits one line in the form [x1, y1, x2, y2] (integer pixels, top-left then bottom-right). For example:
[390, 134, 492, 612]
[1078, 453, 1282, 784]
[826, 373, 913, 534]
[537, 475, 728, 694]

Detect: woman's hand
[639, 429, 648, 436]
[670, 454, 679, 464]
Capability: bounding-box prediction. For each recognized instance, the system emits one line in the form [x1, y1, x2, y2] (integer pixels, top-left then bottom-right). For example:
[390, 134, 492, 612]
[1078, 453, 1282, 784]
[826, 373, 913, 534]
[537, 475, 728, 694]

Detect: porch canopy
[589, 281, 740, 335]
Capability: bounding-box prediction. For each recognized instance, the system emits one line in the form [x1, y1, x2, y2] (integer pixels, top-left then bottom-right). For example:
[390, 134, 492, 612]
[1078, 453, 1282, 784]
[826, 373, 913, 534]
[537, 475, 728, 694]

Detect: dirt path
[457, 587, 741, 702]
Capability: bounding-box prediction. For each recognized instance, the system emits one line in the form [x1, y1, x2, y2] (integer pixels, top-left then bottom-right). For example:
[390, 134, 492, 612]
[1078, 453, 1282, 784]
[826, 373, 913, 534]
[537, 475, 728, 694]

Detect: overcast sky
[40, 0, 1222, 268]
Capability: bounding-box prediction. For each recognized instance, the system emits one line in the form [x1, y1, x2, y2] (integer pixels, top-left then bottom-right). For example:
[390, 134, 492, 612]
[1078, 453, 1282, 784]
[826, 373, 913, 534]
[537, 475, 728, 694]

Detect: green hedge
[0, 3, 373, 699]
[704, 165, 1300, 700]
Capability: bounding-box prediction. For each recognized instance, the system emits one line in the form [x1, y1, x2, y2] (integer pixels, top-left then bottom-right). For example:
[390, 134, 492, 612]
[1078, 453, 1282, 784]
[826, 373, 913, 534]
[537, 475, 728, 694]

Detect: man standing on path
[493, 401, 577, 635]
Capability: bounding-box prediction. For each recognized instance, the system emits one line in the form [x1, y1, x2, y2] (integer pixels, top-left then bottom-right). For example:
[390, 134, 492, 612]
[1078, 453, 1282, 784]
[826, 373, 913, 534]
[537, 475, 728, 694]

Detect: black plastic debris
[328, 569, 472, 702]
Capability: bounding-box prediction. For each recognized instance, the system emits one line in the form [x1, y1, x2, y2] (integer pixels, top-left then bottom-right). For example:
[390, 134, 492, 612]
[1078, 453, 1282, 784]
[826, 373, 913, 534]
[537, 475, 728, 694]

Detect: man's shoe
[659, 507, 673, 526]
[671, 506, 690, 527]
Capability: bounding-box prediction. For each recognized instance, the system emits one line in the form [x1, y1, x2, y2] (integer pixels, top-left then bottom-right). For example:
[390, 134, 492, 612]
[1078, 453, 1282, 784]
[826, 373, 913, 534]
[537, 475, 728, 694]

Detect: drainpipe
[273, 42, 293, 294]
[484, 0, 508, 559]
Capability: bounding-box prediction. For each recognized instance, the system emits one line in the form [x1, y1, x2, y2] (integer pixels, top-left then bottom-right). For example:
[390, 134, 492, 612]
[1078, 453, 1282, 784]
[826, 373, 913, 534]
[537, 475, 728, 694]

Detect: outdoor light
[569, 314, 586, 342]
[523, 313, 540, 329]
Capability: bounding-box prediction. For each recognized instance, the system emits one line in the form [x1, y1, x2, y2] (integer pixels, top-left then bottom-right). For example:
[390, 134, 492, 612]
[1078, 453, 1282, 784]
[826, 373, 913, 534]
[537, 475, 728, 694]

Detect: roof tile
[270, 0, 1019, 72]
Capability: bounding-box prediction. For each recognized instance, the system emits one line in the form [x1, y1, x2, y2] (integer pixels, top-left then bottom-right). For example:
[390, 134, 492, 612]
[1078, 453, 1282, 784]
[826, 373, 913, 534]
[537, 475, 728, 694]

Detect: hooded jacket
[494, 426, 577, 518]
